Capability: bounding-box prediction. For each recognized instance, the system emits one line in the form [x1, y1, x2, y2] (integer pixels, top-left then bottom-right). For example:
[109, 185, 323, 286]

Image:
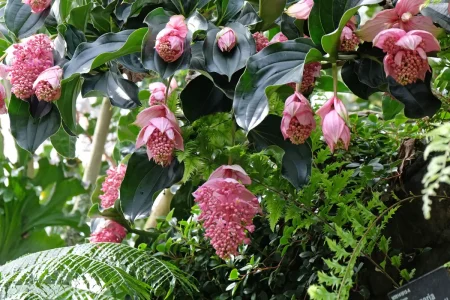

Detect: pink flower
[253, 32, 269, 52]
[316, 97, 350, 153]
[0, 84, 6, 115]
[148, 79, 177, 106]
[358, 0, 441, 42]
[90, 220, 127, 243]
[300, 62, 322, 93]
[136, 116, 184, 166]
[134, 104, 180, 130]
[99, 164, 127, 209]
[0, 64, 11, 79]
[155, 15, 187, 63]
[209, 165, 252, 185]
[269, 32, 289, 45]
[9, 34, 53, 100]
[33, 66, 62, 102]
[216, 27, 237, 52]
[22, 0, 51, 13]
[373, 29, 440, 85]
[285, 0, 314, 20]
[340, 20, 360, 52]
[193, 177, 261, 259]
[281, 92, 315, 144]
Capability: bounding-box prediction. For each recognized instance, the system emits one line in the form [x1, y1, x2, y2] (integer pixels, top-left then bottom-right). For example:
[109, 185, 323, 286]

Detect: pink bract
[99, 164, 127, 209]
[33, 66, 63, 102]
[22, 0, 51, 13]
[285, 0, 314, 20]
[281, 92, 316, 145]
[217, 27, 237, 52]
[90, 220, 127, 244]
[209, 165, 252, 185]
[155, 15, 187, 63]
[134, 104, 179, 130]
[269, 32, 289, 44]
[148, 79, 178, 106]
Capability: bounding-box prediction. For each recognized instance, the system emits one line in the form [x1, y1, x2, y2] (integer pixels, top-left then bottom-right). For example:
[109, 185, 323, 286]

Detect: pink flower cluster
[6, 34, 62, 101]
[252, 32, 289, 53]
[90, 220, 127, 243]
[340, 19, 360, 52]
[193, 165, 261, 259]
[99, 164, 127, 209]
[149, 78, 177, 106]
[23, 0, 51, 14]
[135, 105, 184, 166]
[155, 15, 187, 63]
[281, 92, 316, 144]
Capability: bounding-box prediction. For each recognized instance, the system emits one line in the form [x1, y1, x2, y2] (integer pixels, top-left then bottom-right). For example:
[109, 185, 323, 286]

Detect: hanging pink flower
[155, 15, 187, 63]
[33, 66, 63, 102]
[253, 32, 269, 52]
[99, 164, 127, 209]
[285, 0, 314, 20]
[373, 29, 440, 85]
[269, 32, 289, 45]
[281, 92, 315, 145]
[209, 165, 252, 185]
[358, 0, 441, 42]
[148, 79, 177, 106]
[136, 117, 184, 166]
[216, 27, 237, 52]
[316, 97, 350, 153]
[90, 220, 127, 243]
[300, 62, 322, 93]
[9, 34, 53, 100]
[22, 0, 51, 13]
[193, 176, 261, 259]
[0, 84, 6, 115]
[134, 104, 180, 131]
[339, 19, 360, 52]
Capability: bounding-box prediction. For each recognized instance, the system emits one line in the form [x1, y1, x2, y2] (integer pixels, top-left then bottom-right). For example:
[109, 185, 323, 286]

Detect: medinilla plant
[0, 0, 450, 298]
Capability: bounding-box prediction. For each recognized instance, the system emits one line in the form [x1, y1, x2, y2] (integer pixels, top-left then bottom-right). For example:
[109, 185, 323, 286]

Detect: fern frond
[0, 243, 198, 300]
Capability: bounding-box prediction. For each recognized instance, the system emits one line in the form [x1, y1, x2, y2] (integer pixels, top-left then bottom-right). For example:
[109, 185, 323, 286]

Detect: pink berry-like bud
[155, 15, 187, 63]
[216, 27, 237, 52]
[90, 220, 127, 243]
[99, 164, 127, 209]
[0, 84, 7, 115]
[252, 32, 269, 52]
[285, 0, 314, 20]
[33, 66, 63, 102]
[22, 0, 51, 13]
[281, 92, 315, 145]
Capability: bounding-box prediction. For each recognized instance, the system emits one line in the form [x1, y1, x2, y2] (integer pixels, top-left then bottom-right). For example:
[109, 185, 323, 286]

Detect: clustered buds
[289, 62, 322, 93]
[135, 105, 184, 166]
[193, 165, 261, 259]
[339, 19, 360, 52]
[281, 92, 316, 144]
[22, 0, 51, 14]
[285, 0, 314, 20]
[217, 27, 237, 52]
[90, 220, 127, 244]
[149, 78, 177, 106]
[33, 66, 63, 102]
[99, 164, 127, 209]
[155, 15, 188, 63]
[252, 32, 269, 52]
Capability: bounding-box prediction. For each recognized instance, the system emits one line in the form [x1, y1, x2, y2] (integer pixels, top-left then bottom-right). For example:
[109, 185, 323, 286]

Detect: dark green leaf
[248, 115, 312, 189]
[233, 38, 320, 131]
[355, 57, 386, 88]
[256, 0, 286, 31]
[234, 2, 261, 26]
[180, 74, 232, 122]
[216, 0, 244, 25]
[315, 75, 350, 93]
[58, 24, 86, 58]
[117, 53, 147, 73]
[50, 125, 77, 158]
[281, 14, 303, 40]
[421, 2, 450, 32]
[91, 0, 117, 33]
[9, 95, 61, 153]
[341, 61, 378, 100]
[56, 75, 82, 135]
[170, 0, 211, 16]
[63, 28, 148, 79]
[382, 95, 404, 121]
[203, 22, 255, 80]
[118, 109, 140, 142]
[186, 11, 208, 40]
[5, 0, 50, 38]
[68, 3, 93, 31]
[120, 151, 184, 221]
[28, 96, 52, 119]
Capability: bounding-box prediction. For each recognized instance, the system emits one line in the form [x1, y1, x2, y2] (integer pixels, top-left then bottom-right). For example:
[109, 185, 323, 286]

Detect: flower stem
[332, 63, 338, 98]
[228, 114, 236, 165]
[165, 75, 174, 102]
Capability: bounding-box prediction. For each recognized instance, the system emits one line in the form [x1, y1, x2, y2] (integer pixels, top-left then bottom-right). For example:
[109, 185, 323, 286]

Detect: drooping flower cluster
[288, 62, 322, 93]
[149, 79, 177, 106]
[358, 0, 440, 42]
[23, 0, 51, 14]
[252, 32, 269, 52]
[217, 27, 237, 52]
[135, 105, 184, 166]
[339, 19, 360, 52]
[316, 96, 351, 152]
[193, 165, 261, 259]
[0, 84, 6, 115]
[281, 92, 316, 145]
[99, 164, 127, 209]
[285, 0, 314, 20]
[373, 29, 440, 85]
[33, 66, 63, 102]
[90, 220, 127, 243]
[155, 15, 188, 63]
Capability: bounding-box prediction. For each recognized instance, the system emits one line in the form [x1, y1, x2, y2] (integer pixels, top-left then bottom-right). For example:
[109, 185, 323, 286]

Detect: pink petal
[281, 113, 292, 140]
[395, 0, 424, 16]
[416, 47, 427, 60]
[173, 129, 184, 151]
[269, 32, 289, 44]
[149, 117, 174, 134]
[383, 55, 395, 77]
[136, 127, 149, 149]
[373, 28, 406, 51]
[407, 30, 440, 52]
[394, 51, 405, 66]
[143, 124, 156, 142]
[316, 97, 334, 123]
[167, 15, 188, 38]
[285, 0, 314, 20]
[357, 9, 398, 42]
[403, 16, 443, 38]
[396, 34, 422, 50]
[209, 165, 251, 184]
[149, 82, 167, 94]
[169, 78, 178, 94]
[333, 97, 349, 123]
[33, 66, 63, 89]
[134, 106, 167, 127]
[322, 110, 345, 153]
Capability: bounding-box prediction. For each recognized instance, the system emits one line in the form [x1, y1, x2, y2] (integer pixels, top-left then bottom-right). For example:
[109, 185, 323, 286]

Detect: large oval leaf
[215, 0, 244, 25]
[233, 38, 321, 132]
[248, 115, 312, 189]
[50, 124, 77, 158]
[63, 28, 148, 79]
[9, 95, 61, 153]
[421, 2, 450, 32]
[56, 75, 82, 135]
[5, 0, 50, 38]
[120, 151, 184, 221]
[256, 0, 286, 31]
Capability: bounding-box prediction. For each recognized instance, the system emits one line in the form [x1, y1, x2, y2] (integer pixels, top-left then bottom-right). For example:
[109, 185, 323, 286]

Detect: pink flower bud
[148, 79, 177, 106]
[209, 165, 252, 185]
[0, 84, 7, 115]
[269, 32, 289, 45]
[252, 32, 269, 52]
[316, 97, 350, 153]
[99, 164, 127, 209]
[155, 15, 187, 63]
[90, 220, 127, 243]
[285, 0, 314, 20]
[216, 27, 237, 52]
[33, 66, 63, 102]
[281, 92, 315, 144]
[22, 0, 51, 13]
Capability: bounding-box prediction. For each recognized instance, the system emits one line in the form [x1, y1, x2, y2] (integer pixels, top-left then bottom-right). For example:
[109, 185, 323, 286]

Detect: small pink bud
[216, 27, 237, 52]
[22, 0, 51, 13]
[281, 92, 315, 144]
[155, 15, 187, 63]
[0, 84, 7, 115]
[285, 0, 314, 20]
[33, 66, 63, 102]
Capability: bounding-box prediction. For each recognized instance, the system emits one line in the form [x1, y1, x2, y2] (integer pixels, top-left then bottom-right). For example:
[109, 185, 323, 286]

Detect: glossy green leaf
[50, 125, 77, 158]
[91, 1, 117, 33]
[68, 2, 93, 31]
[215, 0, 244, 25]
[341, 61, 378, 100]
[5, 0, 50, 38]
[118, 110, 140, 142]
[382, 95, 404, 121]
[58, 24, 86, 58]
[256, 0, 286, 31]
[170, 0, 211, 16]
[421, 2, 450, 32]
[235, 2, 261, 26]
[56, 75, 82, 135]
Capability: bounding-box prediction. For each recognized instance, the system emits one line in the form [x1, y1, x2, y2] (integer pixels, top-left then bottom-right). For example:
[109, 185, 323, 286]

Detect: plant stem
[332, 63, 338, 98]
[166, 75, 174, 102]
[228, 115, 236, 165]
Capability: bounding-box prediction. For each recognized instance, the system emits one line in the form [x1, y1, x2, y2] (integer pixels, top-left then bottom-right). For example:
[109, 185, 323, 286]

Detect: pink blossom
[9, 34, 53, 100]
[22, 0, 51, 13]
[300, 62, 322, 93]
[134, 104, 180, 131]
[373, 29, 440, 85]
[193, 177, 261, 259]
[285, 0, 314, 20]
[155, 15, 187, 63]
[136, 117, 184, 166]
[281, 92, 315, 144]
[216, 27, 237, 52]
[0, 84, 6, 115]
[209, 165, 252, 185]
[90, 220, 127, 243]
[316, 97, 350, 153]
[0, 64, 11, 79]
[358, 0, 441, 42]
[148, 79, 177, 106]
[269, 32, 289, 45]
[339, 20, 360, 52]
[33, 66, 62, 102]
[253, 32, 269, 52]
[99, 164, 127, 209]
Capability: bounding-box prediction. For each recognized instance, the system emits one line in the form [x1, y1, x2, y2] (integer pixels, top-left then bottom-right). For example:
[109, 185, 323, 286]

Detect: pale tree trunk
[145, 188, 174, 229]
